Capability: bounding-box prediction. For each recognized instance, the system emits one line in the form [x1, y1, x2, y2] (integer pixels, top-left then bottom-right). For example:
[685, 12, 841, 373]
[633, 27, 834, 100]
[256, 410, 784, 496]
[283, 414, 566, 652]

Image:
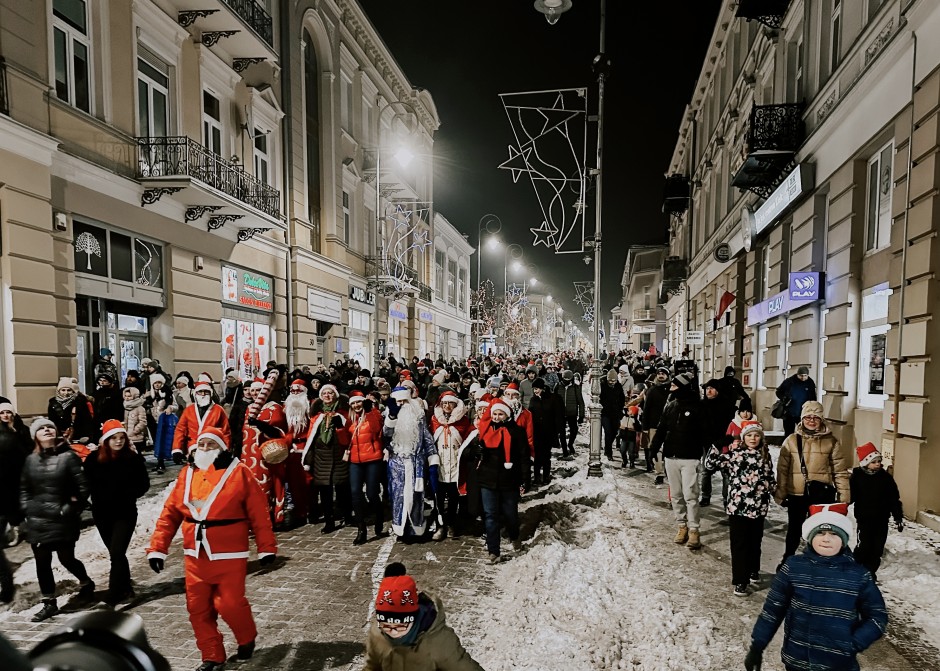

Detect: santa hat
[319, 384, 338, 400]
[503, 382, 520, 397]
[198, 372, 213, 384]
[375, 563, 419, 624]
[438, 391, 459, 405]
[399, 370, 413, 381]
[802, 502, 853, 545]
[289, 378, 310, 392]
[487, 399, 514, 469]
[391, 386, 412, 401]
[250, 377, 265, 390]
[100, 419, 127, 443]
[349, 389, 365, 403]
[197, 426, 229, 451]
[856, 442, 882, 468]
[194, 380, 213, 394]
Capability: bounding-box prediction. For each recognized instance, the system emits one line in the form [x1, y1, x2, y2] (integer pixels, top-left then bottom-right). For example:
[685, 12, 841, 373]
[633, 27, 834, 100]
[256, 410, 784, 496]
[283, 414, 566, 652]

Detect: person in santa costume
[347, 389, 386, 545]
[147, 427, 276, 671]
[172, 380, 230, 465]
[502, 382, 534, 489]
[228, 377, 263, 458]
[384, 386, 439, 539]
[300, 383, 351, 533]
[240, 375, 289, 528]
[283, 377, 314, 526]
[429, 391, 475, 541]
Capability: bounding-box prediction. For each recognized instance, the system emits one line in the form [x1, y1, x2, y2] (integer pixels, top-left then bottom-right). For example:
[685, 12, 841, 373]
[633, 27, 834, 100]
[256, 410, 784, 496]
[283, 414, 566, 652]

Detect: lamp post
[475, 215, 503, 354]
[536, 0, 608, 477]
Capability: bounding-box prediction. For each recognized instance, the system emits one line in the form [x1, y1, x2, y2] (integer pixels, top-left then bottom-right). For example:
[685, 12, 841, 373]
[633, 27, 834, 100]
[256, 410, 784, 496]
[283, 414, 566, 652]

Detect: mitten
[387, 401, 401, 418]
[744, 645, 762, 671]
[172, 452, 184, 465]
[149, 557, 164, 573]
[259, 554, 276, 567]
[428, 465, 439, 494]
[332, 415, 344, 428]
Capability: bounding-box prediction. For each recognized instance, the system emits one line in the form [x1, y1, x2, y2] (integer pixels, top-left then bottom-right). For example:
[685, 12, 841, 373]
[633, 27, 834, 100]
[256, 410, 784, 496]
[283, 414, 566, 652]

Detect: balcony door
[202, 90, 223, 155]
[137, 51, 170, 176]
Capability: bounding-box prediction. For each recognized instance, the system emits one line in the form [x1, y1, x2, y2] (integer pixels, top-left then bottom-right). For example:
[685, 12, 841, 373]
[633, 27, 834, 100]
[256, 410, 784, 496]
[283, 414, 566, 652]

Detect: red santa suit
[147, 427, 276, 664]
[284, 381, 314, 523]
[240, 400, 288, 525]
[172, 382, 231, 459]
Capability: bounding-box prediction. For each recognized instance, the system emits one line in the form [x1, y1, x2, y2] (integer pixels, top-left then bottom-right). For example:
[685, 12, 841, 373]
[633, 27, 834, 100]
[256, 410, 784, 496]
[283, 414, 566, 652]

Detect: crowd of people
[0, 346, 907, 671]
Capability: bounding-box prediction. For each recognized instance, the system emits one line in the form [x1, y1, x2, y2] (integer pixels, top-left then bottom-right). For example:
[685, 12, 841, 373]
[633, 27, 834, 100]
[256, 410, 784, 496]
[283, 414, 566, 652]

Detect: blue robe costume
[384, 405, 439, 537]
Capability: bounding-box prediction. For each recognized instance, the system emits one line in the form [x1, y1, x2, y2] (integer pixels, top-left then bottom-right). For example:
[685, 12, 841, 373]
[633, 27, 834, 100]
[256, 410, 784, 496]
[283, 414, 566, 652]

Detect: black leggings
[95, 514, 137, 595]
[783, 495, 812, 560]
[31, 542, 90, 598]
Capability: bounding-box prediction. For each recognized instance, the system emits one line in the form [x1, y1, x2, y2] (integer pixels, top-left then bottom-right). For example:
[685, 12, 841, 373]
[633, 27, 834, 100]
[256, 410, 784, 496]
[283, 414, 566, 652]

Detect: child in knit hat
[704, 421, 775, 596]
[365, 562, 483, 670]
[744, 503, 888, 671]
[850, 442, 904, 580]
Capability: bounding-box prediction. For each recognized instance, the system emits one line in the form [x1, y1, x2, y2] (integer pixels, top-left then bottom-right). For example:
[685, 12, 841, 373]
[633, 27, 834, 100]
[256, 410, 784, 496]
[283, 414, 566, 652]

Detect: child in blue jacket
[744, 503, 887, 671]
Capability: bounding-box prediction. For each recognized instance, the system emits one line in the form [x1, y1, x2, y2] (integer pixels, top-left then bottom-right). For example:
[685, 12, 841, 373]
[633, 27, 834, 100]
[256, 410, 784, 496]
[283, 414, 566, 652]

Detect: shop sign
[418, 309, 434, 323]
[789, 272, 823, 301]
[747, 272, 825, 327]
[350, 286, 376, 306]
[714, 243, 732, 263]
[389, 301, 408, 321]
[686, 331, 704, 345]
[222, 265, 273, 312]
[752, 164, 814, 235]
[632, 324, 657, 334]
[308, 288, 342, 323]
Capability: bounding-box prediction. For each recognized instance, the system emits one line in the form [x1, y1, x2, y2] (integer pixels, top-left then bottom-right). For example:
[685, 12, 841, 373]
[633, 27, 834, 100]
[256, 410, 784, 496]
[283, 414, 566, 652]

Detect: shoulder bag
[796, 435, 838, 504]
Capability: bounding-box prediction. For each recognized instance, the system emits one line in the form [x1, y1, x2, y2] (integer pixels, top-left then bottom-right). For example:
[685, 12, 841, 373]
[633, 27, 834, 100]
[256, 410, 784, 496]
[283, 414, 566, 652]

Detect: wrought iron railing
[366, 255, 432, 301]
[633, 308, 656, 321]
[136, 136, 280, 219]
[735, 0, 790, 29]
[222, 0, 273, 47]
[0, 57, 9, 116]
[746, 103, 805, 154]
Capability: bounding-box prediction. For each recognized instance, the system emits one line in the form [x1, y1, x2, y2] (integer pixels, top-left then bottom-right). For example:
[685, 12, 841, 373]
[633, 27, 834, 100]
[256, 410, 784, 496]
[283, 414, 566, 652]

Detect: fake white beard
[284, 394, 310, 432]
[391, 401, 423, 457]
[193, 448, 219, 470]
[196, 395, 211, 408]
[506, 398, 521, 413]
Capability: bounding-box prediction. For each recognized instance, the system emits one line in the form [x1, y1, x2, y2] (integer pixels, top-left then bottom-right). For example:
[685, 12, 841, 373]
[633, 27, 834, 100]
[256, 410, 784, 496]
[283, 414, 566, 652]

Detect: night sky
[360, 1, 722, 324]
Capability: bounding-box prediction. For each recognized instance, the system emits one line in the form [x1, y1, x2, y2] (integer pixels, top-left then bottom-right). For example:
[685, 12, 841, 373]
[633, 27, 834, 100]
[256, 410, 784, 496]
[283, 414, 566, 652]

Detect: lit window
[866, 142, 893, 251]
[254, 130, 269, 185]
[857, 284, 892, 408]
[52, 0, 91, 112]
[202, 91, 222, 155]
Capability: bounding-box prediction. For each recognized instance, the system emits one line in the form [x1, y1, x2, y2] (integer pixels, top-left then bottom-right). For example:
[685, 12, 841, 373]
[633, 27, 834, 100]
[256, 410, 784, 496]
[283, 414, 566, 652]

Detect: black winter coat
[600, 381, 626, 420]
[48, 394, 98, 443]
[529, 394, 563, 448]
[0, 424, 30, 523]
[701, 396, 735, 448]
[93, 386, 125, 424]
[470, 421, 530, 491]
[642, 382, 672, 430]
[650, 393, 709, 460]
[559, 382, 584, 420]
[20, 442, 88, 545]
[850, 467, 903, 523]
[83, 448, 150, 521]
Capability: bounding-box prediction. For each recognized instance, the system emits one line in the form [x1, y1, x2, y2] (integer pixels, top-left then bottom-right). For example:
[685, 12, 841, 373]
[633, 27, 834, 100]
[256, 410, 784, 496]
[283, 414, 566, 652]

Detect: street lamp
[475, 214, 503, 353]
[538, 0, 608, 478]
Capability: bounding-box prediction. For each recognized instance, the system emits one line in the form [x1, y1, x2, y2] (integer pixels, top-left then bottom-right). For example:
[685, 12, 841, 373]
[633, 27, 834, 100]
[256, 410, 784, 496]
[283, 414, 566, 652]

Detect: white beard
[193, 449, 219, 470]
[391, 400, 423, 458]
[284, 394, 309, 432]
[507, 398, 521, 413]
[196, 395, 210, 408]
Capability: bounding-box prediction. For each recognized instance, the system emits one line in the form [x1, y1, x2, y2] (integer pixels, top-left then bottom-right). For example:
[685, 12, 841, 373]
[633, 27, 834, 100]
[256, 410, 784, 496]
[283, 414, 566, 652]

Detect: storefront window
[858, 283, 891, 408]
[73, 220, 163, 288]
[222, 318, 273, 380]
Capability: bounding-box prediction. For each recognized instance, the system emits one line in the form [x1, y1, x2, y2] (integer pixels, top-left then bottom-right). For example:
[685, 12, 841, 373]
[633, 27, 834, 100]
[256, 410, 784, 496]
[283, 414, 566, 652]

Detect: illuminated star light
[412, 229, 431, 249]
[529, 221, 557, 249]
[497, 145, 533, 184]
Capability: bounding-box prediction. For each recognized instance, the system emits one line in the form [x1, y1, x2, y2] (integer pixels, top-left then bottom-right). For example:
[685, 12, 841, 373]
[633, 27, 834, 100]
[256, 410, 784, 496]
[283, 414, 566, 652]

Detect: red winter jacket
[348, 408, 384, 464]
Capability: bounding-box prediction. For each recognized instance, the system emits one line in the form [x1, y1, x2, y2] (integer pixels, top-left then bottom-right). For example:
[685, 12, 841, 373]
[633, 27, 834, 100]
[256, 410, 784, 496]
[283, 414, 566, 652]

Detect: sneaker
[686, 529, 702, 550]
[749, 572, 760, 585]
[699, 497, 711, 507]
[511, 539, 523, 552]
[32, 600, 58, 622]
[487, 553, 500, 564]
[654, 475, 665, 485]
[432, 526, 447, 542]
[674, 525, 689, 544]
[733, 584, 748, 597]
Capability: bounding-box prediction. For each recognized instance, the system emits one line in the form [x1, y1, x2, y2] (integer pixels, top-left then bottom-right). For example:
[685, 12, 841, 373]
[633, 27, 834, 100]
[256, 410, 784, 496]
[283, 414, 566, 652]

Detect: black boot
[353, 524, 367, 546]
[32, 599, 58, 622]
[234, 639, 255, 661]
[0, 575, 14, 604]
[321, 521, 336, 534]
[77, 579, 96, 599]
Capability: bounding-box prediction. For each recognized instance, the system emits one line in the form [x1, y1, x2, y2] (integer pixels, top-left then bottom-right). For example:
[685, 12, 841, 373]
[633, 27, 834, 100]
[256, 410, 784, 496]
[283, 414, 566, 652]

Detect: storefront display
[221, 265, 275, 379]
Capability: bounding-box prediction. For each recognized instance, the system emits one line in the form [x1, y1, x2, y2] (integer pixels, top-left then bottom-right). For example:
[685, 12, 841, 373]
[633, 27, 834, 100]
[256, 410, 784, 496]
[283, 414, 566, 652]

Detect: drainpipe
[280, 4, 295, 371]
[891, 29, 916, 474]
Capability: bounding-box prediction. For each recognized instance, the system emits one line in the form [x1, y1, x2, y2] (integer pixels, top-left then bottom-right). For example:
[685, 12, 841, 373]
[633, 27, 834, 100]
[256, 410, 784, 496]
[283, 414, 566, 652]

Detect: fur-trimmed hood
[433, 398, 466, 425]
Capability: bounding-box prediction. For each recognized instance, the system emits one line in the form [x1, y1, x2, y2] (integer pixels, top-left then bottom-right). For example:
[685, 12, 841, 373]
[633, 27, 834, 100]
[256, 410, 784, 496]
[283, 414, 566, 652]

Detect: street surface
[2, 430, 939, 670]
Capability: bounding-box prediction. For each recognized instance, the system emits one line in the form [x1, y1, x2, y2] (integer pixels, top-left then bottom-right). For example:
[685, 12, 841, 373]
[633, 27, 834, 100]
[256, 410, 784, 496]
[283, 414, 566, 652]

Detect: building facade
[660, 0, 940, 522]
[615, 245, 668, 353]
[0, 0, 438, 413]
[430, 213, 472, 362]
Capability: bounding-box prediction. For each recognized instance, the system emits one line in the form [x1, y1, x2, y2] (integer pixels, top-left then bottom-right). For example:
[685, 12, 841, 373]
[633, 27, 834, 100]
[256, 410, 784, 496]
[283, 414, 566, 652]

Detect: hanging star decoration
[529, 221, 557, 249]
[497, 145, 533, 184]
[377, 202, 433, 297]
[412, 229, 431, 250]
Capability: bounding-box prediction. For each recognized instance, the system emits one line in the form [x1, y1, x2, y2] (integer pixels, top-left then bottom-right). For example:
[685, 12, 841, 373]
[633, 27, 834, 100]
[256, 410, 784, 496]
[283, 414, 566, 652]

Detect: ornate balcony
[735, 0, 790, 29]
[220, 0, 272, 46]
[633, 308, 656, 322]
[662, 174, 690, 215]
[659, 279, 683, 305]
[137, 136, 281, 225]
[366, 256, 432, 302]
[662, 256, 689, 282]
[174, 0, 275, 63]
[731, 103, 805, 199]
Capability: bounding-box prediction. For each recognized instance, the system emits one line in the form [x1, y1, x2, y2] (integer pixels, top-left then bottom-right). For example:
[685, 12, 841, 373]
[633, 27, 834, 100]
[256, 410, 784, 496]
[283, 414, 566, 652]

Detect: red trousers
[185, 556, 256, 662]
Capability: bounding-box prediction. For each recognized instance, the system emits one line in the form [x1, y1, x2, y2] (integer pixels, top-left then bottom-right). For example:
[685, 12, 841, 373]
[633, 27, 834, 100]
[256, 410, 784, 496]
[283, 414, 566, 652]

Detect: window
[52, 0, 91, 112]
[303, 30, 322, 253]
[787, 37, 804, 103]
[340, 74, 352, 132]
[137, 51, 168, 137]
[348, 309, 370, 332]
[756, 325, 769, 390]
[866, 142, 893, 251]
[202, 90, 222, 155]
[253, 130, 269, 185]
[448, 259, 458, 305]
[643, 285, 651, 310]
[829, 0, 843, 74]
[342, 191, 350, 244]
[458, 268, 466, 310]
[361, 96, 373, 144]
[434, 250, 445, 299]
[867, 0, 885, 22]
[761, 244, 772, 299]
[72, 219, 163, 287]
[857, 284, 892, 408]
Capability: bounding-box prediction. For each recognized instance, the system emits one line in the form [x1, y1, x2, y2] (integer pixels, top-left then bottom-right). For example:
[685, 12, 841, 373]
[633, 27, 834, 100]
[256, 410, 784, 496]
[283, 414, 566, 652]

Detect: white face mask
[193, 448, 220, 470]
[196, 394, 211, 407]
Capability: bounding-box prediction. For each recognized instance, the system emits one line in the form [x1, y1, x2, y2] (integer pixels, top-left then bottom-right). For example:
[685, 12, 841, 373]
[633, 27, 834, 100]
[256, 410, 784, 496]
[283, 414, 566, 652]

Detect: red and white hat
[486, 399, 514, 469]
[856, 442, 882, 467]
[439, 391, 459, 405]
[375, 572, 419, 623]
[319, 384, 338, 400]
[194, 379, 213, 394]
[197, 427, 229, 451]
[802, 502, 853, 544]
[100, 419, 127, 443]
[503, 382, 520, 398]
[250, 377, 265, 391]
[349, 389, 365, 403]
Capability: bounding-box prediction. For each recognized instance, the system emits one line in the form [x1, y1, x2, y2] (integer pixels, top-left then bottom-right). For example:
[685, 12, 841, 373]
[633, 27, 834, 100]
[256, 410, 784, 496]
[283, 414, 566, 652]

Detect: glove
[149, 557, 164, 574]
[744, 645, 762, 671]
[387, 401, 401, 419]
[895, 518, 904, 532]
[259, 554, 276, 567]
[332, 415, 344, 428]
[172, 451, 185, 465]
[428, 465, 439, 494]
[246, 416, 258, 426]
[780, 497, 789, 508]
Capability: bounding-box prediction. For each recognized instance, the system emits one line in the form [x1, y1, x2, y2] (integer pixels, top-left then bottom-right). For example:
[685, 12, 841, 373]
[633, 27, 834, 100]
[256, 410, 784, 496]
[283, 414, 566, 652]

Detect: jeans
[31, 542, 90, 598]
[701, 465, 728, 503]
[95, 514, 136, 596]
[480, 487, 520, 556]
[665, 458, 702, 530]
[601, 416, 617, 458]
[783, 494, 812, 559]
[349, 460, 383, 527]
[728, 515, 765, 585]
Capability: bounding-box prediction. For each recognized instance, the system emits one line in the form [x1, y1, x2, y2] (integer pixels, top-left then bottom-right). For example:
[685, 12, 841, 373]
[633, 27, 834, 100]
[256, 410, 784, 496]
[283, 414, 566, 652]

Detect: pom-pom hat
[375, 563, 419, 623]
[802, 502, 853, 545]
[739, 421, 764, 439]
[856, 442, 882, 467]
[100, 419, 127, 443]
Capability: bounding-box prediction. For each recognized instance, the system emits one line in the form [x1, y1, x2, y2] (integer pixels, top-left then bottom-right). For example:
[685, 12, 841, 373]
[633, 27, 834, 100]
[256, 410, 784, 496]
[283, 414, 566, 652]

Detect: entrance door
[117, 335, 147, 383]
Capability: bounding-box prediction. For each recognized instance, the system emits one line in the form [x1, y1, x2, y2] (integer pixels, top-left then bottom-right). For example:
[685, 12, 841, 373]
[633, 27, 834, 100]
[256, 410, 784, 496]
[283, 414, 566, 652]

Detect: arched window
[303, 28, 321, 253]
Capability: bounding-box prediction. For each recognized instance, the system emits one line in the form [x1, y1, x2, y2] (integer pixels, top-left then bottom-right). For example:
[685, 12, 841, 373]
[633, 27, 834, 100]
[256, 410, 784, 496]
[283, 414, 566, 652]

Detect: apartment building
[430, 213, 473, 362]
[660, 0, 940, 522]
[615, 245, 668, 353]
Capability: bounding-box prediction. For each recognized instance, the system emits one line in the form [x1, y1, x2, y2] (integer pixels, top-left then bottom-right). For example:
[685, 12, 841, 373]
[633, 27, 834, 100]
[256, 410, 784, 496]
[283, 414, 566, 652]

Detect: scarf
[481, 420, 513, 465]
[56, 392, 75, 411]
[318, 401, 338, 444]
